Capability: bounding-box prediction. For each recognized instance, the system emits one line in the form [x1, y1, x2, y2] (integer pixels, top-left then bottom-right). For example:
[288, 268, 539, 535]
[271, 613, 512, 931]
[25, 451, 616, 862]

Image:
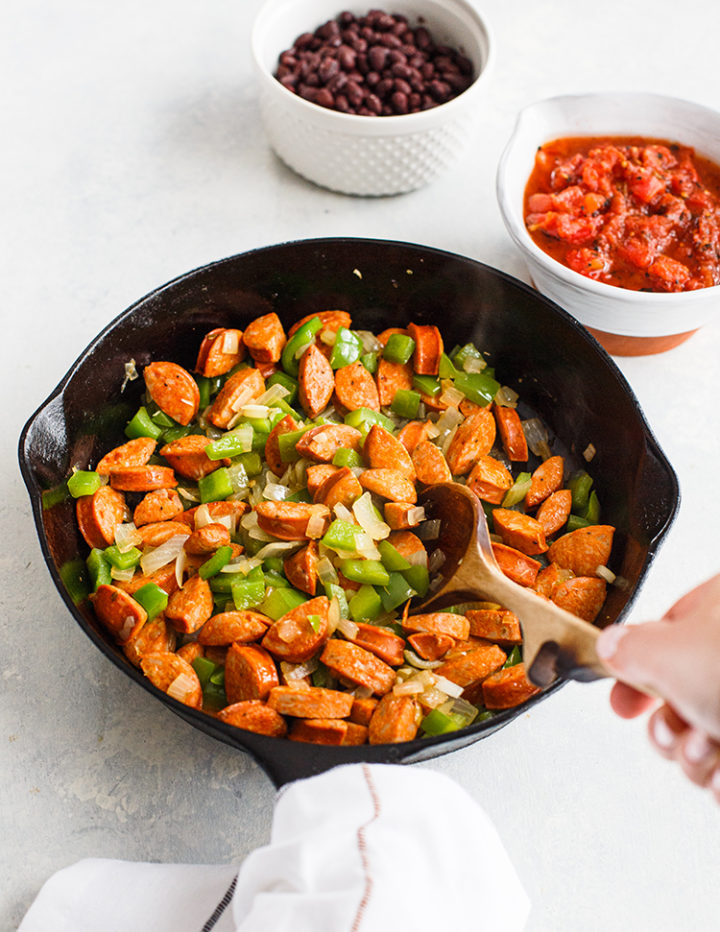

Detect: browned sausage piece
[288, 310, 352, 337]
[144, 361, 200, 426]
[406, 632, 455, 661]
[289, 718, 349, 745]
[165, 574, 214, 634]
[224, 643, 279, 703]
[195, 328, 245, 378]
[159, 434, 226, 481]
[117, 563, 180, 597]
[313, 466, 362, 510]
[124, 615, 176, 667]
[482, 663, 541, 709]
[267, 685, 354, 719]
[298, 344, 335, 419]
[387, 530, 425, 562]
[255, 501, 329, 541]
[368, 694, 419, 744]
[547, 525, 615, 577]
[493, 404, 528, 462]
[401, 612, 470, 640]
[384, 502, 423, 530]
[92, 584, 147, 642]
[136, 520, 190, 548]
[207, 367, 266, 429]
[359, 469, 417, 504]
[198, 610, 271, 646]
[375, 358, 414, 407]
[178, 500, 248, 530]
[183, 522, 232, 555]
[109, 466, 178, 492]
[492, 509, 548, 556]
[96, 437, 157, 475]
[295, 424, 362, 463]
[217, 700, 288, 737]
[242, 312, 287, 365]
[261, 596, 331, 663]
[176, 642, 204, 665]
[446, 407, 496, 476]
[306, 464, 339, 496]
[334, 360, 380, 412]
[411, 440, 451, 485]
[526, 455, 565, 508]
[265, 414, 299, 478]
[349, 696, 378, 726]
[133, 488, 184, 527]
[320, 640, 396, 696]
[552, 576, 607, 622]
[466, 609, 522, 645]
[466, 455, 514, 505]
[76, 486, 127, 549]
[407, 323, 443, 376]
[396, 420, 433, 454]
[533, 562, 567, 600]
[492, 542, 542, 588]
[350, 622, 406, 666]
[343, 722, 370, 745]
[364, 425, 415, 480]
[536, 489, 572, 538]
[435, 644, 507, 695]
[140, 652, 203, 708]
[283, 541, 319, 596]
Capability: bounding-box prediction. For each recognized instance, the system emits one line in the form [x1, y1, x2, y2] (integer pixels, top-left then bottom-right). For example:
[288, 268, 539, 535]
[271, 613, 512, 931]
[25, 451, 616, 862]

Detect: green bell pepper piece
[382, 333, 415, 365]
[453, 371, 500, 407]
[340, 559, 390, 587]
[378, 540, 412, 572]
[281, 316, 322, 377]
[412, 374, 441, 397]
[67, 470, 103, 499]
[86, 548, 112, 591]
[125, 406, 164, 441]
[390, 389, 421, 420]
[103, 544, 142, 571]
[267, 371, 299, 405]
[329, 327, 363, 369]
[198, 467, 233, 503]
[348, 585, 383, 623]
[259, 587, 307, 620]
[133, 582, 169, 621]
[379, 571, 416, 611]
[198, 545, 234, 580]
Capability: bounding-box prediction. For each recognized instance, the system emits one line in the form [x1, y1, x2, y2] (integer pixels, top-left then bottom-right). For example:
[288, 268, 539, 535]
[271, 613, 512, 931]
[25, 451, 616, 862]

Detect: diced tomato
[566, 248, 609, 279]
[641, 145, 677, 171]
[648, 255, 692, 291]
[616, 237, 654, 270]
[626, 165, 666, 204]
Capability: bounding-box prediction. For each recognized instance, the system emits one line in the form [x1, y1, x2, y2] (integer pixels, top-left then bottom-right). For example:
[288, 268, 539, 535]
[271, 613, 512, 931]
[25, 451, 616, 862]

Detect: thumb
[596, 620, 687, 696]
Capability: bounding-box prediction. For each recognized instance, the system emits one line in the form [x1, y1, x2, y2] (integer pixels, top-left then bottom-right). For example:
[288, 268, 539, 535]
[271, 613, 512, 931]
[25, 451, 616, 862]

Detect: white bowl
[251, 0, 493, 196]
[497, 92, 720, 355]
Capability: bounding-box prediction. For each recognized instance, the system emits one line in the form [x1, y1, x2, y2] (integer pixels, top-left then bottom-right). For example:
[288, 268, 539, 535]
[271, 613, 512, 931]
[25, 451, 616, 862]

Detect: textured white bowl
[251, 0, 493, 196]
[496, 93, 720, 353]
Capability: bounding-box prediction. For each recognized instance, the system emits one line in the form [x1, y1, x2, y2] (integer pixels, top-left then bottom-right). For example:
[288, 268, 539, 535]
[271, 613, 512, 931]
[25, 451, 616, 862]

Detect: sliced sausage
[547, 525, 615, 577]
[179, 500, 248, 530]
[265, 414, 299, 477]
[359, 469, 417, 504]
[195, 328, 245, 377]
[295, 424, 362, 463]
[401, 612, 470, 640]
[140, 652, 203, 708]
[466, 455, 513, 504]
[261, 596, 331, 663]
[136, 520, 191, 548]
[198, 610, 271, 646]
[363, 425, 415, 480]
[407, 323, 443, 375]
[411, 440, 451, 485]
[165, 574, 214, 633]
[533, 562, 571, 600]
[482, 663, 541, 709]
[283, 541, 319, 596]
[133, 488, 184, 527]
[207, 367, 266, 429]
[305, 463, 339, 496]
[267, 685, 354, 719]
[407, 632, 454, 661]
[388, 530, 425, 562]
[76, 486, 127, 549]
[124, 615, 176, 667]
[217, 700, 288, 737]
[255, 501, 329, 541]
[176, 642, 205, 665]
[334, 360, 380, 412]
[92, 584, 147, 642]
[526, 455, 565, 508]
[109, 466, 177, 492]
[492, 509, 548, 556]
[350, 622, 406, 666]
[435, 644, 507, 694]
[117, 563, 180, 597]
[384, 502, 422, 530]
[350, 696, 378, 726]
[446, 407, 496, 475]
[242, 312, 286, 364]
[289, 718, 349, 745]
[313, 466, 362, 510]
[397, 420, 433, 454]
[144, 361, 200, 426]
[96, 437, 157, 475]
[320, 640, 396, 696]
[368, 694, 419, 744]
[493, 404, 528, 462]
[552, 576, 607, 622]
[183, 522, 231, 555]
[159, 434, 226, 480]
[224, 643, 279, 703]
[288, 310, 352, 337]
[298, 344, 335, 419]
[466, 609, 522, 645]
[376, 358, 413, 406]
[536, 489, 572, 538]
[492, 542, 542, 587]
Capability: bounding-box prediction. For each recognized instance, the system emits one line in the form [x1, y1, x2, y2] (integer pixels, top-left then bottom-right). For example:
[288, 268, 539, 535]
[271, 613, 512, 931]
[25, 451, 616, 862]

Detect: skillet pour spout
[18, 237, 679, 785]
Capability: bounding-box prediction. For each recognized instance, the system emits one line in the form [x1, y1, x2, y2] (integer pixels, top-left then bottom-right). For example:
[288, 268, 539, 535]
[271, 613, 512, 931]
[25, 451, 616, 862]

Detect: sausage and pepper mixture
[69, 311, 616, 744]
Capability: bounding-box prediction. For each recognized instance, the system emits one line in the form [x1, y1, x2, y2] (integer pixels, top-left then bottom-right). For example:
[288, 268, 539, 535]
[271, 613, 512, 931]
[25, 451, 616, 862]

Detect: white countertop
[3, 1, 720, 928]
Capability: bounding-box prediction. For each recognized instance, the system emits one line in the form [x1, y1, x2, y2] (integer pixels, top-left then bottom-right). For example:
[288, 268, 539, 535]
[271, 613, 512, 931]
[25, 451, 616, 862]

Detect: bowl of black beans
[251, 0, 493, 195]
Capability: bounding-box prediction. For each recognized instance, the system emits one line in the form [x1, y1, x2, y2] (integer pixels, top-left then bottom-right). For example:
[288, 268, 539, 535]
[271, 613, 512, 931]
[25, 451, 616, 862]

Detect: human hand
[596, 574, 720, 802]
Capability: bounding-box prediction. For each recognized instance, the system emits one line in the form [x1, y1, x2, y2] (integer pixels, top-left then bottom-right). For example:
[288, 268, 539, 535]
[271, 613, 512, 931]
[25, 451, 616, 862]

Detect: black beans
[273, 10, 474, 116]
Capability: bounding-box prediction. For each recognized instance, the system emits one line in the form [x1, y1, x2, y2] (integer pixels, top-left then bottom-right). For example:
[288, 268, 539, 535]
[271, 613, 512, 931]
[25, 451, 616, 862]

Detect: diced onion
[174, 549, 186, 588]
[140, 533, 189, 575]
[221, 330, 240, 354]
[439, 385, 465, 408]
[419, 686, 448, 709]
[394, 679, 425, 696]
[583, 443, 597, 462]
[230, 385, 264, 414]
[306, 506, 330, 539]
[333, 502, 355, 524]
[121, 359, 139, 391]
[403, 506, 426, 527]
[356, 330, 382, 353]
[522, 418, 552, 461]
[177, 486, 201, 502]
[283, 658, 319, 680]
[353, 492, 391, 541]
[110, 565, 136, 583]
[463, 356, 486, 374]
[263, 482, 289, 502]
[494, 385, 519, 408]
[319, 328, 337, 346]
[252, 541, 300, 560]
[354, 531, 382, 561]
[425, 422, 441, 439]
[316, 556, 339, 587]
[404, 649, 442, 670]
[435, 406, 463, 435]
[219, 556, 262, 574]
[294, 341, 312, 360]
[596, 564, 616, 584]
[256, 383, 290, 406]
[276, 617, 304, 643]
[427, 548, 446, 574]
[351, 685, 374, 699]
[114, 522, 142, 552]
[167, 673, 198, 704]
[416, 519, 442, 541]
[407, 547, 428, 568]
[240, 404, 270, 419]
[336, 615, 358, 641]
[433, 674, 464, 698]
[440, 697, 478, 726]
[193, 504, 213, 528]
[327, 597, 341, 635]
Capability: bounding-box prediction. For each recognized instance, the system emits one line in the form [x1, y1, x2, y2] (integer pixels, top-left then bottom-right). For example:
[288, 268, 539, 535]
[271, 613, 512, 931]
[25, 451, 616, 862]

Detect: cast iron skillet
[19, 238, 679, 787]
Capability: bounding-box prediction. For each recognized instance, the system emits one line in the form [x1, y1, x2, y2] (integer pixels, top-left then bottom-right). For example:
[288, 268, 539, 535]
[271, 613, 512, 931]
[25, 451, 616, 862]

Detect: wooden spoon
[415, 483, 612, 688]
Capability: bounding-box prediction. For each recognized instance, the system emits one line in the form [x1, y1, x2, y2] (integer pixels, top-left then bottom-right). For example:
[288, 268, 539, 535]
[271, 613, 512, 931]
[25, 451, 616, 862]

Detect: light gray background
[3, 1, 720, 929]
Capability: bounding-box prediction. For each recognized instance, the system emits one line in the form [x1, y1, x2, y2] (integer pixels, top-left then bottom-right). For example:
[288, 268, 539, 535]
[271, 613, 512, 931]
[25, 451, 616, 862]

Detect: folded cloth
[19, 764, 530, 932]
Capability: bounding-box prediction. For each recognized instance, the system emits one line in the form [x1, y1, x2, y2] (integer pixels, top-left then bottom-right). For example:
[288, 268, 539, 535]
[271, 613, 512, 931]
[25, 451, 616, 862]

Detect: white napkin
[19, 763, 530, 932]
